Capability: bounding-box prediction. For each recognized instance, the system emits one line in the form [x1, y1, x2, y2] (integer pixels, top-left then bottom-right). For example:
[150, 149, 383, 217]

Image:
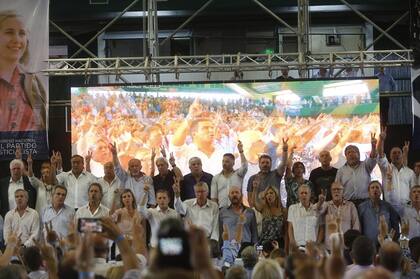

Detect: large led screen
[71, 79, 380, 200]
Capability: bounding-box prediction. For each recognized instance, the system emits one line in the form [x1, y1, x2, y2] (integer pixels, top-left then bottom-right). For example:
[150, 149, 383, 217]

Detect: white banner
[0, 0, 49, 159]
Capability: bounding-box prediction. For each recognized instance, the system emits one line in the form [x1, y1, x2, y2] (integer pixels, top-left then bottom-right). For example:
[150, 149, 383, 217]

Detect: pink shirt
[0, 67, 38, 131]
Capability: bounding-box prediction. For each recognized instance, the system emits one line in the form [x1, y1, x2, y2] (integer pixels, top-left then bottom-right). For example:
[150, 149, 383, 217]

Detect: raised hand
[379, 126, 387, 140]
[282, 137, 289, 151]
[143, 183, 150, 193]
[15, 144, 22, 159]
[237, 140, 244, 153]
[109, 142, 118, 155]
[45, 221, 59, 244]
[160, 145, 167, 158]
[85, 150, 92, 163]
[402, 141, 410, 154]
[169, 152, 176, 167]
[370, 132, 377, 146]
[172, 177, 181, 197]
[401, 219, 410, 237]
[75, 232, 94, 272]
[318, 189, 326, 205]
[27, 153, 33, 166]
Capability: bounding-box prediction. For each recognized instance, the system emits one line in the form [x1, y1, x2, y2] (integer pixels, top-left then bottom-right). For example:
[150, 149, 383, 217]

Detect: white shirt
[98, 176, 121, 209]
[56, 171, 97, 209]
[378, 157, 415, 213]
[4, 207, 40, 247]
[287, 202, 321, 246]
[8, 177, 24, 210]
[172, 142, 227, 175]
[211, 161, 248, 208]
[41, 204, 75, 238]
[114, 162, 155, 206]
[401, 204, 420, 239]
[29, 175, 53, 214]
[139, 205, 179, 247]
[28, 270, 48, 279]
[344, 264, 374, 279]
[75, 203, 110, 219]
[174, 197, 219, 240]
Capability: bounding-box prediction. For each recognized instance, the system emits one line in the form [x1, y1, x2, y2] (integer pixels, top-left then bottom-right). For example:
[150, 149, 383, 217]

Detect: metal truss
[44, 49, 413, 77]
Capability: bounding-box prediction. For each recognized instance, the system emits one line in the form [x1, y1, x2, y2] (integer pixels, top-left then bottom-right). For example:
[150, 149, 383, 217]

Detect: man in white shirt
[401, 185, 420, 239]
[412, 161, 420, 186]
[174, 181, 219, 242]
[139, 186, 179, 247]
[0, 159, 37, 218]
[287, 184, 322, 247]
[211, 141, 248, 208]
[41, 185, 75, 238]
[75, 183, 110, 219]
[4, 189, 39, 247]
[377, 128, 414, 214]
[110, 143, 155, 207]
[52, 155, 97, 209]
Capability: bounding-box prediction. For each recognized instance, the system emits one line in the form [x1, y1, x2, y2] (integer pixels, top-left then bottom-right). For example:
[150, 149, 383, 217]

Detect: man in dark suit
[0, 159, 36, 218]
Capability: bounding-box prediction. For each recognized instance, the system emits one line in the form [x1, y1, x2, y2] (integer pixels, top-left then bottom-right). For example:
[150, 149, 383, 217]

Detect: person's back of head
[409, 236, 420, 263]
[225, 265, 247, 279]
[252, 259, 284, 279]
[23, 246, 43, 272]
[0, 264, 27, 279]
[241, 246, 258, 269]
[378, 241, 402, 273]
[344, 229, 361, 249]
[351, 236, 375, 266]
[92, 234, 109, 258]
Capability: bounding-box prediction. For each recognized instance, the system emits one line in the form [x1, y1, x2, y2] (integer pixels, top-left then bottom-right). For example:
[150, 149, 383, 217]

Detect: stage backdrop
[0, 0, 49, 159]
[72, 79, 380, 203]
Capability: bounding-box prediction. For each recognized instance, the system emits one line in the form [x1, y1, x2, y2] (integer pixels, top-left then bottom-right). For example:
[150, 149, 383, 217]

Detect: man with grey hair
[75, 182, 109, 219]
[174, 180, 219, 242]
[0, 159, 36, 218]
[3, 189, 39, 247]
[152, 153, 182, 208]
[335, 133, 378, 206]
[287, 184, 323, 247]
[180, 157, 213, 200]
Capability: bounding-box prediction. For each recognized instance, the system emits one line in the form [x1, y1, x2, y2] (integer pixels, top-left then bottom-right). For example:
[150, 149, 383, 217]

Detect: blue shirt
[41, 204, 75, 238]
[219, 206, 258, 244]
[180, 172, 213, 200]
[358, 199, 400, 242]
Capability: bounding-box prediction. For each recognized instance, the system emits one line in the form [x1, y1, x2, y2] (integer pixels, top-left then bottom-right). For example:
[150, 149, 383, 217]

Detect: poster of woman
[0, 0, 49, 159]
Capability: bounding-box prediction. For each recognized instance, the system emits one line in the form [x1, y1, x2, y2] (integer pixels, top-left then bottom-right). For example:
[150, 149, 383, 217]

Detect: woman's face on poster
[0, 16, 27, 64]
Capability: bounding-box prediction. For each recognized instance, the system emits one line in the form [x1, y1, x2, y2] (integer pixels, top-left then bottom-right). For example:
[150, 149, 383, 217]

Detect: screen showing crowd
[71, 79, 380, 193]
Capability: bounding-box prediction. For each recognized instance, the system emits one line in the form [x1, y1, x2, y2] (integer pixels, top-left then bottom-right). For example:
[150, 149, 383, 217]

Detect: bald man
[377, 129, 414, 215]
[378, 241, 403, 276]
[219, 186, 258, 249]
[309, 150, 338, 202]
[110, 143, 155, 206]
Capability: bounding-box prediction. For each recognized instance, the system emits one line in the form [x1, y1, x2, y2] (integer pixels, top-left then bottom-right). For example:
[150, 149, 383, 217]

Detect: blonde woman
[252, 177, 288, 249]
[0, 10, 46, 132]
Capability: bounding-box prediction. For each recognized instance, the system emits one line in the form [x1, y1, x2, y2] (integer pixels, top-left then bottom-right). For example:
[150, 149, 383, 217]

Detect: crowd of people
[0, 124, 419, 279]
